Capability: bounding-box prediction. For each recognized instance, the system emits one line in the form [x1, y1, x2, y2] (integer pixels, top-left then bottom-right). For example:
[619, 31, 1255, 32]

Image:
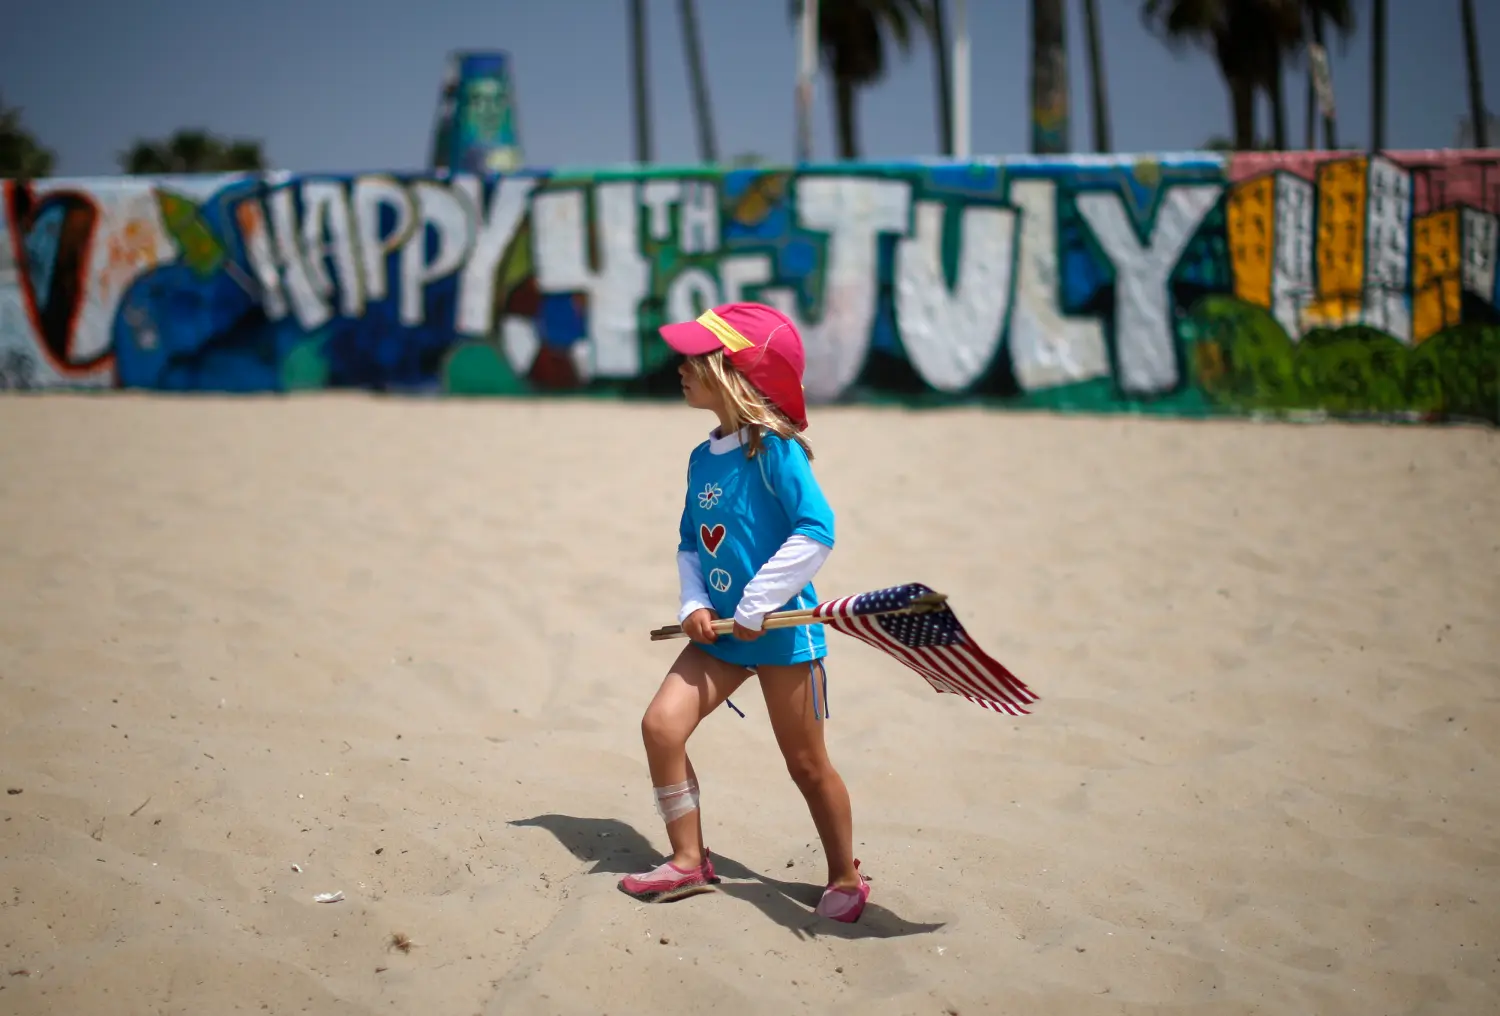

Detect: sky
[3, 0, 1497, 178]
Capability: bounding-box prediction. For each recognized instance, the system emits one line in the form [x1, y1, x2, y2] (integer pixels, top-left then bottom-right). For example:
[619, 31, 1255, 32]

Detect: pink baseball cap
[658, 302, 809, 430]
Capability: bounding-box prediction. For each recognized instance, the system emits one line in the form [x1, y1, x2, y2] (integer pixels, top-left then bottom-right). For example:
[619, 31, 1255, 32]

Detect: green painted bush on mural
[443, 341, 529, 396]
[1408, 323, 1500, 422]
[1295, 325, 1412, 415]
[1189, 296, 1499, 423]
[1186, 295, 1303, 410]
[281, 337, 330, 391]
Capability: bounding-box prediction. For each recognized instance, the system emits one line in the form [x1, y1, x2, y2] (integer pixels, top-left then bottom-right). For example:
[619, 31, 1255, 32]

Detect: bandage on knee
[653, 778, 700, 822]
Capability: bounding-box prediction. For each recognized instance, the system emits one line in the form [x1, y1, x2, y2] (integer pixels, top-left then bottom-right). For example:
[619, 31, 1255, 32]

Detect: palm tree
[1265, 47, 1290, 149]
[1301, 0, 1354, 149]
[118, 129, 266, 174]
[1081, 0, 1112, 152]
[629, 0, 653, 164]
[1460, 0, 1488, 148]
[678, 0, 718, 163]
[931, 0, 954, 155]
[1142, 0, 1300, 151]
[0, 96, 55, 180]
[792, 0, 929, 160]
[1371, 0, 1385, 148]
[1030, 0, 1070, 153]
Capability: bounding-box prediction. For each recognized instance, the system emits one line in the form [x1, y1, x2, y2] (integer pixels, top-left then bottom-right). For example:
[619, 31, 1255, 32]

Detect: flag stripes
[811, 584, 1037, 716]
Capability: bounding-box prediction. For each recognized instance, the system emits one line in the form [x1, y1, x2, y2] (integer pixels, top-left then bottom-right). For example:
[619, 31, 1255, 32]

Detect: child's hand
[683, 608, 719, 643]
[732, 620, 764, 642]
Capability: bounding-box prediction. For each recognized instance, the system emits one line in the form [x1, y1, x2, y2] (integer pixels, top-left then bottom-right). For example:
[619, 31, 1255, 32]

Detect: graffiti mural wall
[2, 150, 1496, 423]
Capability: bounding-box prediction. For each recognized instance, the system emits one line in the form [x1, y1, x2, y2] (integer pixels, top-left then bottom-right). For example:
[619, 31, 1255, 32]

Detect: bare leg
[758, 662, 861, 890]
[639, 643, 751, 868]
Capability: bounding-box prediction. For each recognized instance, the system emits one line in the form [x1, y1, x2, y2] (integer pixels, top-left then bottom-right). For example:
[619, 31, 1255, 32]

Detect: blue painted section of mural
[1, 151, 1496, 423]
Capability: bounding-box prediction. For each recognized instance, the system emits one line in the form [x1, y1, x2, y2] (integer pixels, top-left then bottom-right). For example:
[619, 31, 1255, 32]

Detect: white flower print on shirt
[698, 482, 723, 510]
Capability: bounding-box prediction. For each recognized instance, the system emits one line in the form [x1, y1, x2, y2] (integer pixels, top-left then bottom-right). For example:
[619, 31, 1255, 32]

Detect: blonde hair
[686, 351, 812, 460]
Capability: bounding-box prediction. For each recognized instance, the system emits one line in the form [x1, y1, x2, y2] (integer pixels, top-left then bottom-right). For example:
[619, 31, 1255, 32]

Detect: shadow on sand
[509, 813, 946, 941]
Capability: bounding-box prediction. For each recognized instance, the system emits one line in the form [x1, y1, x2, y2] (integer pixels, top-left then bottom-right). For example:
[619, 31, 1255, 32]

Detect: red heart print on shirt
[699, 523, 726, 556]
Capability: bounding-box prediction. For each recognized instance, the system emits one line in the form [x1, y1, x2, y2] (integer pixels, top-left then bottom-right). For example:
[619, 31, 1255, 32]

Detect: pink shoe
[617, 851, 720, 903]
[816, 859, 871, 923]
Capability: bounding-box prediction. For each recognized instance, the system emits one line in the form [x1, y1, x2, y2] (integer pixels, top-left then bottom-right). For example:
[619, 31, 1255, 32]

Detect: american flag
[811, 583, 1037, 715]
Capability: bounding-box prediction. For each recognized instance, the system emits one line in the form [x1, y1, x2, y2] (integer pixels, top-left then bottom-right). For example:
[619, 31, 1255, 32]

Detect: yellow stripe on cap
[696, 309, 754, 352]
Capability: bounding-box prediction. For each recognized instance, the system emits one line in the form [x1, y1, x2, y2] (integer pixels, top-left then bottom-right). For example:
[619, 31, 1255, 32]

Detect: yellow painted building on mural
[1412, 205, 1499, 342]
[1414, 209, 1464, 342]
[1226, 176, 1275, 308]
[1306, 158, 1368, 329]
[1225, 171, 1314, 341]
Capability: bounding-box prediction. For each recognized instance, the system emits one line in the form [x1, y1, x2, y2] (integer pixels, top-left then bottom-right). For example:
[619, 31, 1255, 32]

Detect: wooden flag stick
[648, 590, 948, 641]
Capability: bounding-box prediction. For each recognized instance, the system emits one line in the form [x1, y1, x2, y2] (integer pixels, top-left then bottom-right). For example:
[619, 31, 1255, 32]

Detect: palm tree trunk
[1269, 55, 1288, 150]
[1304, 5, 1316, 150]
[1372, 0, 1386, 149]
[1309, 11, 1337, 148]
[1029, 0, 1070, 153]
[1081, 0, 1110, 152]
[1231, 77, 1256, 150]
[1460, 0, 1488, 147]
[953, 0, 971, 156]
[629, 0, 653, 164]
[931, 0, 954, 156]
[833, 75, 858, 159]
[1304, 64, 1316, 149]
[677, 0, 717, 163]
[796, 0, 817, 162]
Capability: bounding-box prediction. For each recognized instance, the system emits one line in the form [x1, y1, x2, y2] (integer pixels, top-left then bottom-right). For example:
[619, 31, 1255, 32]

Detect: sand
[0, 393, 1496, 1016]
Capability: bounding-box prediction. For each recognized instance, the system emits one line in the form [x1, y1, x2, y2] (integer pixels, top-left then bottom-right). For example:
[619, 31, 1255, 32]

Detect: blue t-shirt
[677, 429, 835, 668]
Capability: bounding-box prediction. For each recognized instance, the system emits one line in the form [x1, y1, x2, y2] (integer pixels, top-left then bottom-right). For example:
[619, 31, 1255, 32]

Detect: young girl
[617, 301, 870, 923]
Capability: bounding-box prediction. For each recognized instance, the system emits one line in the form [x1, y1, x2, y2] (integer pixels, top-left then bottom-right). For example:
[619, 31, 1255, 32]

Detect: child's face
[678, 358, 722, 414]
